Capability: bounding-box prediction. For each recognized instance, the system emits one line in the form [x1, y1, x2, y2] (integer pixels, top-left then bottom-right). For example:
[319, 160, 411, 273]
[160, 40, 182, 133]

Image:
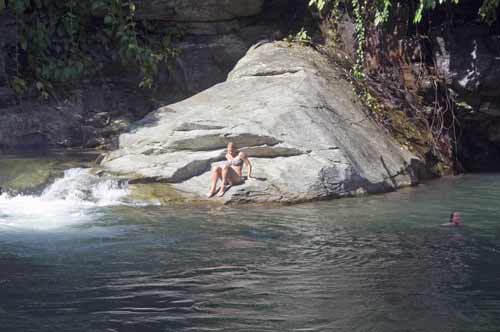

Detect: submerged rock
[101, 42, 424, 204]
[0, 158, 55, 193]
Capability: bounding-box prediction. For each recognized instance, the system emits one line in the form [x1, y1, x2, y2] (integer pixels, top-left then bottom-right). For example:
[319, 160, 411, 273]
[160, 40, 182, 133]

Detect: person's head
[227, 142, 236, 155]
[449, 211, 462, 223]
[238, 151, 247, 159]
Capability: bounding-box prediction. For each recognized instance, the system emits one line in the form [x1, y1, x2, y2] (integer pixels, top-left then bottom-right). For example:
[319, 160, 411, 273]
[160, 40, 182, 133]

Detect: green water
[0, 164, 499, 331]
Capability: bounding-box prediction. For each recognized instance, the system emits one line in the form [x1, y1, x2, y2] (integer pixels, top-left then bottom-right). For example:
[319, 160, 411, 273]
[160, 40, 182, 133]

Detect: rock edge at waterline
[101, 42, 425, 204]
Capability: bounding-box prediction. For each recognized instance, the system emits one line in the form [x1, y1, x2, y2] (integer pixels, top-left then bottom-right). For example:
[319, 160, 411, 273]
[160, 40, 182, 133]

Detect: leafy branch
[1, 0, 182, 98]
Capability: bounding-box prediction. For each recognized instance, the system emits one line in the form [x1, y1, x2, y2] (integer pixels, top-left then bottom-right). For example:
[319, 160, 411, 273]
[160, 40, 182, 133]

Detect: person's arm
[245, 157, 252, 178]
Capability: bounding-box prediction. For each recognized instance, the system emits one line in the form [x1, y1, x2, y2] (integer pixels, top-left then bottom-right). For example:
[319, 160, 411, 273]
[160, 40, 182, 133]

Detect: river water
[0, 159, 499, 331]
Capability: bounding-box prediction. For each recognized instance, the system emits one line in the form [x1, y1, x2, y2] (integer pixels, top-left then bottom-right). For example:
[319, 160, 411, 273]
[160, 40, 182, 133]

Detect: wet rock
[0, 158, 55, 193]
[102, 42, 423, 204]
[128, 183, 186, 204]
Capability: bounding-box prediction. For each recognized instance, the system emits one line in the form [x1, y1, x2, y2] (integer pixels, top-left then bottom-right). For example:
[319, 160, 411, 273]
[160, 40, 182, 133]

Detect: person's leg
[216, 167, 242, 197]
[207, 166, 222, 198]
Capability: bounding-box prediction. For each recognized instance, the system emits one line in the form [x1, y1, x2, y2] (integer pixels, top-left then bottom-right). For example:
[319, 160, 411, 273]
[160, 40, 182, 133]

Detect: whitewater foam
[0, 168, 129, 231]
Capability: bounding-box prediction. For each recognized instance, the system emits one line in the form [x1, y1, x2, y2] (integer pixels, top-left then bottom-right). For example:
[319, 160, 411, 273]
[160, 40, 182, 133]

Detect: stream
[0, 154, 499, 331]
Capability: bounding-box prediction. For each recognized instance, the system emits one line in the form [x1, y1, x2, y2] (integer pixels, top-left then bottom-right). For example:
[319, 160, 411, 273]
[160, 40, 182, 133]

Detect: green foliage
[352, 0, 366, 79]
[310, 0, 498, 25]
[479, 0, 500, 25]
[6, 0, 181, 98]
[414, 0, 460, 23]
[308, 0, 500, 79]
[309, 0, 328, 12]
[102, 0, 181, 89]
[285, 28, 312, 45]
[11, 76, 27, 95]
[374, 0, 391, 26]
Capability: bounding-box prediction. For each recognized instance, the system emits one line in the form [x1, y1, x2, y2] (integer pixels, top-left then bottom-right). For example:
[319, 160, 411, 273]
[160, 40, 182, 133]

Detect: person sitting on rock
[207, 142, 252, 198]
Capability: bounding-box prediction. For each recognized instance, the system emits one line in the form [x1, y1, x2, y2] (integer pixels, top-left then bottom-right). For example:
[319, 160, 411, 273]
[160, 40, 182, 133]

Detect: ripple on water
[1, 174, 500, 331]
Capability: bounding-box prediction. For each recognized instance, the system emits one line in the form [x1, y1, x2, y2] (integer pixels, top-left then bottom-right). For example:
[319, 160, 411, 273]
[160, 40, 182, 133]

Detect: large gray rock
[101, 42, 423, 204]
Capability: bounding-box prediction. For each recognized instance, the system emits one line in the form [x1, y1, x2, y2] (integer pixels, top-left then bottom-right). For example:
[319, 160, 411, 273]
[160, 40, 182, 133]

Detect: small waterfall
[0, 168, 129, 230]
[40, 168, 127, 205]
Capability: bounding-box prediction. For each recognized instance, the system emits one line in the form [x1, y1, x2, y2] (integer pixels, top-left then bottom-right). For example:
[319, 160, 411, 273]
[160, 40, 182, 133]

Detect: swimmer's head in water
[449, 211, 462, 224]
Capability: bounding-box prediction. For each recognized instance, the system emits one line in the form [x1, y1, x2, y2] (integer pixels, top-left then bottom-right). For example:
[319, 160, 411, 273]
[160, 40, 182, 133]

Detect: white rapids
[0, 168, 129, 230]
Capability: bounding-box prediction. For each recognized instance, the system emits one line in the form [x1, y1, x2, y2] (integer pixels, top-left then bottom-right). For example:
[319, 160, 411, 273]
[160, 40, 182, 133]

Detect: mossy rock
[0, 151, 99, 193]
[0, 158, 55, 192]
[128, 183, 186, 205]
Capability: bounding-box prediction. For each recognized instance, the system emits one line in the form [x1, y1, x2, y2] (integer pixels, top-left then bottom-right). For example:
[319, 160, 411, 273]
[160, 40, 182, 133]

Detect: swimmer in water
[441, 211, 463, 227]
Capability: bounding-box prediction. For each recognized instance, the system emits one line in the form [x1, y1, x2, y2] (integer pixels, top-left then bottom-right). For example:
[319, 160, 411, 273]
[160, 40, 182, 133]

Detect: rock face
[0, 82, 155, 151]
[169, 25, 282, 96]
[135, 0, 264, 22]
[433, 24, 500, 171]
[101, 42, 423, 204]
[134, 0, 265, 35]
[434, 24, 500, 100]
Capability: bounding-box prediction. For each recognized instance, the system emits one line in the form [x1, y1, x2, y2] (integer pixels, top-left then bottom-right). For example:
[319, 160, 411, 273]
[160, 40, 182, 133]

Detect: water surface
[0, 168, 499, 331]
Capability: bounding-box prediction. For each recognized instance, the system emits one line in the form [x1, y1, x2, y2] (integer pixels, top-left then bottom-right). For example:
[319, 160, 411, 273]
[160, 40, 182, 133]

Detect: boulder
[101, 42, 423, 204]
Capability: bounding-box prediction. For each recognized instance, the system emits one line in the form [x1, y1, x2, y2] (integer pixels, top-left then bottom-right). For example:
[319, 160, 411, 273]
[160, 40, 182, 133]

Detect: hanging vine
[351, 0, 367, 79]
[307, 0, 499, 169]
[308, 0, 500, 80]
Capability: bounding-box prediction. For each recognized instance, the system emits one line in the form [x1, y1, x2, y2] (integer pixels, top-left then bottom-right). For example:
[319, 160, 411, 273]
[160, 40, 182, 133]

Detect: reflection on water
[0, 174, 500, 331]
